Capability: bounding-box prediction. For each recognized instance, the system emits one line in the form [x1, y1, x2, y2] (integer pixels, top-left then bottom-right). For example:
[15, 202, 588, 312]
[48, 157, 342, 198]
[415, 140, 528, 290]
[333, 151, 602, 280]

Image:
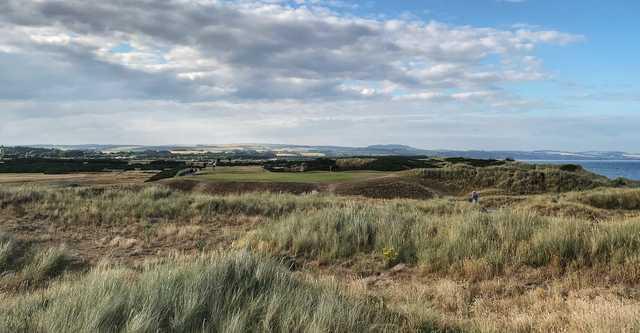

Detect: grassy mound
[413, 163, 611, 195]
[569, 188, 640, 210]
[0, 252, 410, 333]
[334, 178, 437, 199]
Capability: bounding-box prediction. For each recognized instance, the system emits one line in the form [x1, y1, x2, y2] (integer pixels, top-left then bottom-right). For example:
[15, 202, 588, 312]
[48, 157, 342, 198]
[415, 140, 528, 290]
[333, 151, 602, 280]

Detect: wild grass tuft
[21, 246, 71, 283]
[0, 231, 74, 291]
[0, 252, 411, 332]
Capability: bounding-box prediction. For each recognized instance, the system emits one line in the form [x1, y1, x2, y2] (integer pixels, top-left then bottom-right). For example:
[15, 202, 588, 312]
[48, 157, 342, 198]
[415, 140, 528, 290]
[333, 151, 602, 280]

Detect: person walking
[470, 191, 480, 204]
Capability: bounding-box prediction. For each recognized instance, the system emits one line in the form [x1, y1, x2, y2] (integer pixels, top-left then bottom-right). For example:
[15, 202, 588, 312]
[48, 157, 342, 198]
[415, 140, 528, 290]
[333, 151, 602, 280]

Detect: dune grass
[0, 252, 414, 333]
[0, 231, 20, 273]
[569, 188, 640, 210]
[0, 184, 467, 227]
[5, 184, 640, 278]
[245, 204, 640, 279]
[3, 184, 640, 332]
[20, 246, 71, 284]
[0, 231, 72, 290]
[0, 185, 346, 224]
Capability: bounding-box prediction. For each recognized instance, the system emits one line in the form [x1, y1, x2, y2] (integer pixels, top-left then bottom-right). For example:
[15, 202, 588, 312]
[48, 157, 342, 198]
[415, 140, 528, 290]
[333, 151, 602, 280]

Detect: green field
[193, 166, 388, 183]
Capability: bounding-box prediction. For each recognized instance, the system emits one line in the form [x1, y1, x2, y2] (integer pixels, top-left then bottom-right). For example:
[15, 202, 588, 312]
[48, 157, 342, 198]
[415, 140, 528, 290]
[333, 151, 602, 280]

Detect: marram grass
[0, 252, 418, 333]
[245, 204, 640, 279]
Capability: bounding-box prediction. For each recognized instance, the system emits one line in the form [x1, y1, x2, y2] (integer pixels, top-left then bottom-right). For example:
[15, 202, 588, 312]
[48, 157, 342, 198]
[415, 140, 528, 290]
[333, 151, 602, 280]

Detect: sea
[521, 160, 640, 181]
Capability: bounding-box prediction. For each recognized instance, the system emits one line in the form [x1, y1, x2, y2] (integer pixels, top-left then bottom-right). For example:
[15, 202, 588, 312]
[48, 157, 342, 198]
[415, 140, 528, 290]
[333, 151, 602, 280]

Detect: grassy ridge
[0, 252, 412, 333]
[413, 164, 612, 194]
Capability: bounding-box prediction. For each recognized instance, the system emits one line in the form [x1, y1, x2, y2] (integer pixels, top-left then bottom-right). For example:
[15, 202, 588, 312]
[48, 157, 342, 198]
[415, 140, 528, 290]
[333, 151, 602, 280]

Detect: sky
[0, 0, 639, 151]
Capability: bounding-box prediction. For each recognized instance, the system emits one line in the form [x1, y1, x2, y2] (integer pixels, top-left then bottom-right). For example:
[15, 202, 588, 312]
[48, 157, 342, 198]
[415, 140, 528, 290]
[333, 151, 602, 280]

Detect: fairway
[193, 166, 388, 183]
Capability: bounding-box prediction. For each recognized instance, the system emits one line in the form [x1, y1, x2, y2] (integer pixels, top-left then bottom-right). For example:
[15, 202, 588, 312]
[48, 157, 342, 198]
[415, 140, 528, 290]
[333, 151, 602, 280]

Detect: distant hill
[6, 144, 640, 160]
[425, 150, 640, 161]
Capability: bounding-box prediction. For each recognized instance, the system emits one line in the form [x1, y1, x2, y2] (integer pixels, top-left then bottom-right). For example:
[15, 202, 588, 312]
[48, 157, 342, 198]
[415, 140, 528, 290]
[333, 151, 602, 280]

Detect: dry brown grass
[368, 273, 640, 333]
[155, 224, 204, 241]
[107, 236, 142, 249]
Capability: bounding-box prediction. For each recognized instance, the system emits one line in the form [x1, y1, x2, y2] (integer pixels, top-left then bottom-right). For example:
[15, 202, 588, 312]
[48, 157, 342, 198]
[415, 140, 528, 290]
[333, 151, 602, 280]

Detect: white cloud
[0, 0, 583, 102]
[0, 0, 598, 148]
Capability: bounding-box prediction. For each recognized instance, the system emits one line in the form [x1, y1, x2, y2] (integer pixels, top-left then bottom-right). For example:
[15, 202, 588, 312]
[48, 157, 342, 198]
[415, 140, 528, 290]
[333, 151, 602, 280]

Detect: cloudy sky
[1, 0, 639, 151]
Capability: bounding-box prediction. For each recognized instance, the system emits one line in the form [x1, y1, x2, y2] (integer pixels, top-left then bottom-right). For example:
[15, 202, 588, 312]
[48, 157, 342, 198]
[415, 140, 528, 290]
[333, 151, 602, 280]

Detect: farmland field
[193, 166, 389, 183]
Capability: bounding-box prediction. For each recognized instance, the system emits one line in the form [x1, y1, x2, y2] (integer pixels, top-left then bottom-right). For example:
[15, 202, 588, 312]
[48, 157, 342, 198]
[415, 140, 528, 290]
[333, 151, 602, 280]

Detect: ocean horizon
[522, 160, 640, 181]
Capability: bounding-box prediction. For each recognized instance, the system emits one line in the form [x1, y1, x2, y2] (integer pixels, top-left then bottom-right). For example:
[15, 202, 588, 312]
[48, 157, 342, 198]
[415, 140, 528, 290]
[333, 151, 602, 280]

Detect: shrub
[559, 164, 582, 172]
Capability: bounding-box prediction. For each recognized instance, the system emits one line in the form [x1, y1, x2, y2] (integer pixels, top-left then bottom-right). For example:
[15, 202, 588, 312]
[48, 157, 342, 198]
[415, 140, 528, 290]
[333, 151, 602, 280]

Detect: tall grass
[245, 203, 423, 264]
[0, 252, 411, 332]
[21, 246, 71, 283]
[0, 185, 346, 225]
[570, 188, 640, 210]
[0, 184, 468, 228]
[1, 230, 73, 290]
[246, 205, 640, 278]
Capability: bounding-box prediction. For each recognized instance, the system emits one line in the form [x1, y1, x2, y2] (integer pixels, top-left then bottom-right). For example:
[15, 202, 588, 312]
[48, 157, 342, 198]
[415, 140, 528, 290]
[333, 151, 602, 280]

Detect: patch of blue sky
[110, 42, 134, 54]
